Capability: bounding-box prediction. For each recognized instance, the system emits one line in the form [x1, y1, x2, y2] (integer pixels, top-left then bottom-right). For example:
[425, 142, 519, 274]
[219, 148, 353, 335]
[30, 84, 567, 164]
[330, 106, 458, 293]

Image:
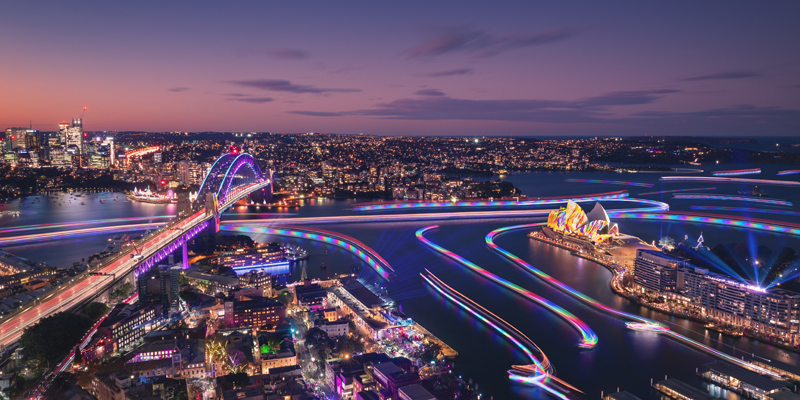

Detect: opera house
[546, 200, 620, 245]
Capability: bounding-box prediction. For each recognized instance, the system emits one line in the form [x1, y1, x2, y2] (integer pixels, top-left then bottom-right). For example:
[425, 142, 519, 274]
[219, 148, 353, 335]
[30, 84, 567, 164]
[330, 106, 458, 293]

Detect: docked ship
[127, 187, 176, 204]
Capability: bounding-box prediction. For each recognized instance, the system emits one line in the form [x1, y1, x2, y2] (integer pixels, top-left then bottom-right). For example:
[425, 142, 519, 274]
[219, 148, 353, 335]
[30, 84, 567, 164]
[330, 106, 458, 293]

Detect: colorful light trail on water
[712, 168, 761, 176]
[689, 206, 800, 217]
[660, 176, 800, 186]
[416, 226, 598, 348]
[0, 216, 173, 235]
[0, 223, 167, 246]
[638, 187, 716, 196]
[777, 170, 800, 176]
[486, 223, 781, 377]
[222, 224, 393, 280]
[672, 193, 792, 206]
[563, 179, 653, 187]
[422, 271, 574, 398]
[612, 212, 800, 236]
[353, 191, 629, 211]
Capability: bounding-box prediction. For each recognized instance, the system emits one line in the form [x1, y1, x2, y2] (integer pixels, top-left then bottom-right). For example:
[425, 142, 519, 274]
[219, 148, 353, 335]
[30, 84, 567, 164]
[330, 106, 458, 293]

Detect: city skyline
[3, 1, 800, 136]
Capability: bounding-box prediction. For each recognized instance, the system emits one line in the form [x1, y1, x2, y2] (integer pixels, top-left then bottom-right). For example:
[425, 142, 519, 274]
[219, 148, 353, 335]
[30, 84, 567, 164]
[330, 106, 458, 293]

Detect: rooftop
[705, 361, 785, 391]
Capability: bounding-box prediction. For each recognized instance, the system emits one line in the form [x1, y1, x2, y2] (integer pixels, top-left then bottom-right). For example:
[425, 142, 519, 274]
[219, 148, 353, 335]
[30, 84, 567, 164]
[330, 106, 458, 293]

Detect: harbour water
[1, 164, 800, 398]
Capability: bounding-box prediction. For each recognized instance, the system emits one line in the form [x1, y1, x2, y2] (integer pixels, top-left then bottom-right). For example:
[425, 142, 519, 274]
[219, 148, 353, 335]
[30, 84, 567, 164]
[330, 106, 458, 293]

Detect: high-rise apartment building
[633, 249, 800, 344]
[177, 160, 190, 184]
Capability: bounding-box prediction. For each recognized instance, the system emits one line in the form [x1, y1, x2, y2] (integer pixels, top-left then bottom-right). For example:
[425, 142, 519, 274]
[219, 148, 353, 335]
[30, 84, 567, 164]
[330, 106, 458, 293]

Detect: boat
[81, 202, 85, 205]
[705, 322, 743, 337]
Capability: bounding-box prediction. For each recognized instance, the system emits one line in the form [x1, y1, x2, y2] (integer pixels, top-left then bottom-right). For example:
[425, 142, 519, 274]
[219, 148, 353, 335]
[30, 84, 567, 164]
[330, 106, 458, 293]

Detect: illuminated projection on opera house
[546, 201, 620, 245]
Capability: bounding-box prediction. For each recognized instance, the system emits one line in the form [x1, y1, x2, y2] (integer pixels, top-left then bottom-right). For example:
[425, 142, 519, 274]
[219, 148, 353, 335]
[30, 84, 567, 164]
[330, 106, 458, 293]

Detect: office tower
[5, 128, 28, 151]
[61, 118, 83, 154]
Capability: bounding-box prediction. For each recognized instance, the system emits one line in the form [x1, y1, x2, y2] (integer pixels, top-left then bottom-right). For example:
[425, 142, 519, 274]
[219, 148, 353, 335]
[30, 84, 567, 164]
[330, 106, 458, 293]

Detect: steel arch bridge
[195, 153, 270, 205]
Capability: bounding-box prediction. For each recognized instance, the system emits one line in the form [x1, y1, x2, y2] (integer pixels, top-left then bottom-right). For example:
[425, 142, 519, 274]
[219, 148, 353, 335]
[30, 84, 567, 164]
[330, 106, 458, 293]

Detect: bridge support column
[182, 241, 189, 270]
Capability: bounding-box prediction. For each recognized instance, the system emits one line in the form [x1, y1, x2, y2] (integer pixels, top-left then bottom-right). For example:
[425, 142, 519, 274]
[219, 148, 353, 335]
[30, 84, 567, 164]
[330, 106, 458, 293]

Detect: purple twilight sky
[2, 1, 799, 136]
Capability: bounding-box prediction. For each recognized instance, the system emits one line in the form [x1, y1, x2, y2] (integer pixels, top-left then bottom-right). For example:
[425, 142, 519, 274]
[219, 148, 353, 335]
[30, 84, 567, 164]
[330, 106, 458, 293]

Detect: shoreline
[527, 232, 800, 354]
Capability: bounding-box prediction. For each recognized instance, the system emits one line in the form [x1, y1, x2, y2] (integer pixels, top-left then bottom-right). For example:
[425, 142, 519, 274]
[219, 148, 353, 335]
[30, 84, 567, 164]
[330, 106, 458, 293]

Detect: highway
[0, 180, 269, 349]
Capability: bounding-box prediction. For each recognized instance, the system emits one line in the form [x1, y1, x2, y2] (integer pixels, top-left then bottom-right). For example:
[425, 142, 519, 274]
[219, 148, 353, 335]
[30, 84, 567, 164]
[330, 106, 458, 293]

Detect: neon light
[689, 206, 800, 217]
[712, 168, 761, 176]
[222, 225, 393, 280]
[660, 176, 800, 186]
[416, 226, 597, 348]
[564, 179, 653, 187]
[777, 170, 800, 176]
[487, 224, 781, 377]
[638, 187, 716, 196]
[611, 212, 800, 236]
[673, 193, 792, 206]
[353, 191, 629, 211]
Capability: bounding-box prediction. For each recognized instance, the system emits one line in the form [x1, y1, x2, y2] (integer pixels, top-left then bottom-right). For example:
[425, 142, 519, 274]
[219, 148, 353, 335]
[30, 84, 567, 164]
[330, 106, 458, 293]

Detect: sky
[2, 1, 799, 136]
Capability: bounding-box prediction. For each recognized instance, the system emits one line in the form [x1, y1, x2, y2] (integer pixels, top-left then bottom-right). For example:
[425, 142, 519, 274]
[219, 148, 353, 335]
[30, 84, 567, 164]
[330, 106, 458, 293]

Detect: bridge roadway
[0, 181, 269, 349]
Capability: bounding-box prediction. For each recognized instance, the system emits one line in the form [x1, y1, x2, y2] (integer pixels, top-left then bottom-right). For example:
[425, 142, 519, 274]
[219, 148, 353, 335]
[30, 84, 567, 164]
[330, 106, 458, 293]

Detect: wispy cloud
[227, 97, 274, 103]
[416, 68, 475, 77]
[414, 89, 445, 96]
[265, 48, 309, 60]
[682, 71, 763, 81]
[167, 87, 189, 92]
[635, 104, 800, 119]
[408, 25, 574, 58]
[289, 111, 343, 117]
[289, 89, 679, 123]
[227, 79, 361, 94]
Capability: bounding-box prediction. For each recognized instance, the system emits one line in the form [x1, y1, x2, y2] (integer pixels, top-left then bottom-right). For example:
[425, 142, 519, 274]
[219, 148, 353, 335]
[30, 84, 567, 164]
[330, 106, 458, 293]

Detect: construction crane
[80, 106, 87, 119]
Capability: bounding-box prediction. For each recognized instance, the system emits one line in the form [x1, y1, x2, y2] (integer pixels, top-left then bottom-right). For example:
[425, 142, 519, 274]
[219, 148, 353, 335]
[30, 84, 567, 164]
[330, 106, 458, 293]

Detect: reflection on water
[1, 165, 799, 399]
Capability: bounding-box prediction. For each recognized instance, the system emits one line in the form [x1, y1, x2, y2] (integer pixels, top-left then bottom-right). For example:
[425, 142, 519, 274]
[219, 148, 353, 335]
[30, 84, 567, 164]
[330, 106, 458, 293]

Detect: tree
[180, 290, 199, 303]
[411, 342, 442, 363]
[19, 312, 93, 365]
[85, 302, 110, 321]
[276, 291, 293, 307]
[110, 282, 134, 303]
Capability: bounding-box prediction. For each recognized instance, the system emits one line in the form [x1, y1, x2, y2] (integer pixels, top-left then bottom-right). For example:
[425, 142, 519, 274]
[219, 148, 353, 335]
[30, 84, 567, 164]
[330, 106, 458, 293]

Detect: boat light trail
[487, 224, 781, 377]
[0, 216, 173, 235]
[422, 271, 573, 398]
[712, 168, 761, 176]
[660, 176, 800, 186]
[638, 187, 716, 196]
[416, 226, 598, 348]
[353, 191, 629, 211]
[0, 223, 167, 246]
[564, 179, 653, 187]
[690, 206, 800, 217]
[777, 170, 800, 176]
[486, 224, 663, 328]
[222, 225, 393, 280]
[612, 212, 800, 237]
[673, 193, 792, 206]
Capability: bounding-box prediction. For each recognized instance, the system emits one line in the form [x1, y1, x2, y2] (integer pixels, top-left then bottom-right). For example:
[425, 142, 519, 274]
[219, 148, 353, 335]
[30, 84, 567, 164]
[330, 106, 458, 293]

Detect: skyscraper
[61, 118, 83, 154]
[4, 128, 29, 151]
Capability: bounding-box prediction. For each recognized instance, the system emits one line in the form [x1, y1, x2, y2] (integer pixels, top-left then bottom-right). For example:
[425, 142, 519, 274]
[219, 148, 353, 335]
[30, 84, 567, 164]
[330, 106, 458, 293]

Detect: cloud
[265, 48, 309, 60]
[227, 79, 361, 94]
[682, 71, 763, 81]
[634, 104, 800, 120]
[167, 87, 189, 92]
[414, 89, 445, 96]
[408, 25, 574, 58]
[289, 89, 678, 123]
[417, 68, 475, 77]
[227, 97, 274, 103]
[289, 111, 343, 117]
